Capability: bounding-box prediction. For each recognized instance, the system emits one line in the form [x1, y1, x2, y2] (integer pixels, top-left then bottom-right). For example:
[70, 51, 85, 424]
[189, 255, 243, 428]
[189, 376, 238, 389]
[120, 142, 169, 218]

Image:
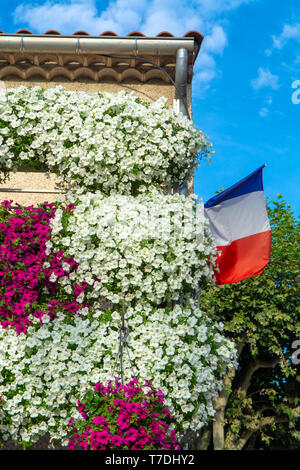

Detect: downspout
[174, 48, 189, 197]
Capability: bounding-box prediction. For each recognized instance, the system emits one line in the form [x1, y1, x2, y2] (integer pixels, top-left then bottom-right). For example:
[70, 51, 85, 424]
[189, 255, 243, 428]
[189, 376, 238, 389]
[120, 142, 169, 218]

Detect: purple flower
[111, 435, 123, 447]
[92, 416, 108, 427]
[67, 378, 181, 451]
[0, 201, 90, 333]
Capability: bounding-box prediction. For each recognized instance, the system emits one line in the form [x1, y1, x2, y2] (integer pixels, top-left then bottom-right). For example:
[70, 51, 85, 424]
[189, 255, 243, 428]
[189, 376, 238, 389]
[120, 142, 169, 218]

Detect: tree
[198, 194, 300, 450]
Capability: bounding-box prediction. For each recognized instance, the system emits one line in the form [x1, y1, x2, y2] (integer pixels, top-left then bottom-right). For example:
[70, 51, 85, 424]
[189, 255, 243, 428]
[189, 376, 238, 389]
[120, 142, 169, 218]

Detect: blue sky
[0, 0, 299, 213]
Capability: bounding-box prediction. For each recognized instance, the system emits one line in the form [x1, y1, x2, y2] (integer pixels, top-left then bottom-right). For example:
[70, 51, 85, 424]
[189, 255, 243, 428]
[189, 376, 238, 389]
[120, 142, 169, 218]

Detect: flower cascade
[0, 86, 237, 450]
[47, 190, 215, 308]
[0, 86, 211, 194]
[0, 300, 236, 447]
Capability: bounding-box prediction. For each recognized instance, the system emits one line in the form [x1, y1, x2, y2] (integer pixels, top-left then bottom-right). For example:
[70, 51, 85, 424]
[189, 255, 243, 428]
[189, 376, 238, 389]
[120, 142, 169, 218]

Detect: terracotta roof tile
[0, 29, 203, 41]
[73, 30, 90, 36]
[127, 31, 146, 37]
[156, 31, 175, 38]
[44, 30, 62, 35]
[15, 29, 33, 35]
[99, 31, 119, 36]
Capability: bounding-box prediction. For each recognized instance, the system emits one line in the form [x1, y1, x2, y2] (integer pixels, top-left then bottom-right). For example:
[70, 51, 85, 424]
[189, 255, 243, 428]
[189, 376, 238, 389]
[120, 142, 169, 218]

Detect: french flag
[204, 165, 272, 285]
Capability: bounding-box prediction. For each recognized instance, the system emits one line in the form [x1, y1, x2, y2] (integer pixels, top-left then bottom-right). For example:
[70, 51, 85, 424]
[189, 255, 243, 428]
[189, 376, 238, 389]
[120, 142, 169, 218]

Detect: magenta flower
[125, 427, 139, 442]
[67, 378, 181, 451]
[0, 200, 93, 334]
[116, 414, 130, 431]
[111, 435, 124, 447]
[92, 416, 108, 427]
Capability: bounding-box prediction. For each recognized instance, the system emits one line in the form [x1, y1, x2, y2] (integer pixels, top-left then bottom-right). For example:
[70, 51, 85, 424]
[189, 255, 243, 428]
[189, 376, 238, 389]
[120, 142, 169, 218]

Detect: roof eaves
[0, 29, 204, 62]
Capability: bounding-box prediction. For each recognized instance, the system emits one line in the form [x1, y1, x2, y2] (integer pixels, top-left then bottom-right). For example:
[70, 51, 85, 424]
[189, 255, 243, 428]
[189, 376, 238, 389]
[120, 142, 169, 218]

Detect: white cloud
[259, 107, 269, 117]
[193, 0, 256, 16]
[265, 22, 300, 55]
[12, 0, 254, 91]
[204, 25, 228, 54]
[258, 95, 273, 117]
[138, 0, 204, 37]
[266, 96, 273, 105]
[191, 25, 227, 93]
[194, 66, 217, 85]
[250, 67, 279, 90]
[13, 0, 205, 36]
[13, 0, 147, 35]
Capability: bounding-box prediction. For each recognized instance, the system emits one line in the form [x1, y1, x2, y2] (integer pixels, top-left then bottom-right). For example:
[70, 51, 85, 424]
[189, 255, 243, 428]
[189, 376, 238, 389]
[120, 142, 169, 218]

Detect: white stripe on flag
[204, 190, 271, 247]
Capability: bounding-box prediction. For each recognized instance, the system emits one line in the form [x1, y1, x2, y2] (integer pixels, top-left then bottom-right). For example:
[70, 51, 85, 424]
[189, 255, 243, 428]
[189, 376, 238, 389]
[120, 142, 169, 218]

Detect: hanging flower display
[0, 86, 237, 450]
[67, 377, 181, 450]
[0, 86, 212, 194]
[0, 299, 236, 447]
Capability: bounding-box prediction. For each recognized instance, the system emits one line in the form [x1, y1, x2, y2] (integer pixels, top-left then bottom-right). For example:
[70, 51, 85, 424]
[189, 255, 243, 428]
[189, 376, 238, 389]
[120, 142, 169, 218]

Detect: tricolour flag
[204, 164, 272, 285]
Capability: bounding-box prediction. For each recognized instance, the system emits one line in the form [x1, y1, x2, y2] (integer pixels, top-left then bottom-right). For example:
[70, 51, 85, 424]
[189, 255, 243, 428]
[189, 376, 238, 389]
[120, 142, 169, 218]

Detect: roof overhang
[0, 31, 204, 84]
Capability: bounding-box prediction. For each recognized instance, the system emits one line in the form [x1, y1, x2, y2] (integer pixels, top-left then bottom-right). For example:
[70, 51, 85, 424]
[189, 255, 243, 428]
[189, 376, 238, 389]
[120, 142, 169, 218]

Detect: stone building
[0, 29, 204, 205]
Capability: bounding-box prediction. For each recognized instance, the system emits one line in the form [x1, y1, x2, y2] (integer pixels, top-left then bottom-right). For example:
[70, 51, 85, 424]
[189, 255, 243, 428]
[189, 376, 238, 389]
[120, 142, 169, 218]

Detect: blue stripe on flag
[204, 164, 266, 209]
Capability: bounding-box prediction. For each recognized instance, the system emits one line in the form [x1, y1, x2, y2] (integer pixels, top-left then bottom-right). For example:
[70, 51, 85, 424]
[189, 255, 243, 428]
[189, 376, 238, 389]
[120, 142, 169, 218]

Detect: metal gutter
[0, 34, 195, 57]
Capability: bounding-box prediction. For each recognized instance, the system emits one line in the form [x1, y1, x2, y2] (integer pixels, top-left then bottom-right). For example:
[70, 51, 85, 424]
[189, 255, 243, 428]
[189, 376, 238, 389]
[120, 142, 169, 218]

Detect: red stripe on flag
[214, 230, 272, 285]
